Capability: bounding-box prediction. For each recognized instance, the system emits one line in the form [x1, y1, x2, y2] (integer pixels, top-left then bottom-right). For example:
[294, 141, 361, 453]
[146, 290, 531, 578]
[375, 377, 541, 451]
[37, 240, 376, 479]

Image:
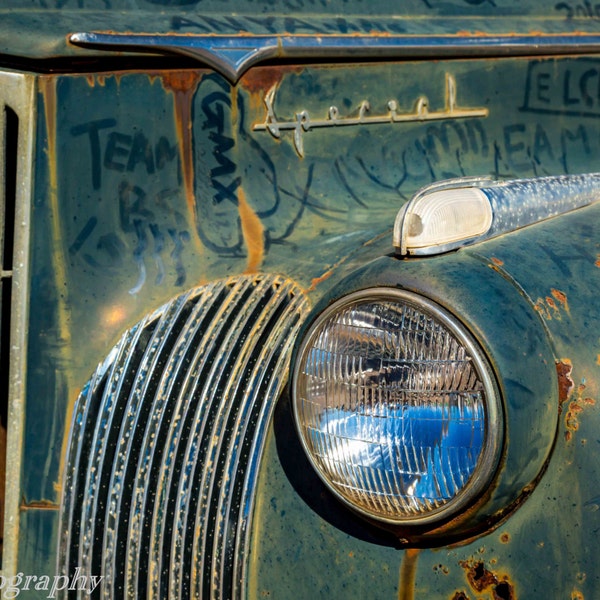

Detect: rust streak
[162, 72, 202, 236]
[238, 188, 265, 274]
[20, 498, 60, 511]
[398, 549, 419, 600]
[490, 257, 504, 267]
[309, 269, 334, 292]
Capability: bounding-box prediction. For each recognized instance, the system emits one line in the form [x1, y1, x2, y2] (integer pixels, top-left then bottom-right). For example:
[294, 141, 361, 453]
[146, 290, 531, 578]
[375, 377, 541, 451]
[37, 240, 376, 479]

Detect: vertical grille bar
[59, 274, 310, 599]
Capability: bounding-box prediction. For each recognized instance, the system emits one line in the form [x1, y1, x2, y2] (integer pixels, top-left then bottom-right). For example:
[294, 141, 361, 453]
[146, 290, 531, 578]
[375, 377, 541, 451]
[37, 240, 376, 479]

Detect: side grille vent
[58, 274, 310, 599]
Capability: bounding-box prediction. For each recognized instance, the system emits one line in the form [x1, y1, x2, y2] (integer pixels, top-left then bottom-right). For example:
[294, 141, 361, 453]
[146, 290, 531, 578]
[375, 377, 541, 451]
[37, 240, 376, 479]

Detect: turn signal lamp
[394, 173, 600, 256]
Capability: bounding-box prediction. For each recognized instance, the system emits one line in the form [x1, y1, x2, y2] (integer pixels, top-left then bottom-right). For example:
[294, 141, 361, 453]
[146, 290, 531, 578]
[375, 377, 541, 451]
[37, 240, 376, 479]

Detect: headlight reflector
[292, 289, 502, 525]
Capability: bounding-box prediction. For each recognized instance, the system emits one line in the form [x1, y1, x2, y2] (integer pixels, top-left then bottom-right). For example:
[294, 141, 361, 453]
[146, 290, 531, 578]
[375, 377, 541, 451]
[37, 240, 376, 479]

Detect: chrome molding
[0, 70, 35, 579]
[69, 32, 600, 82]
[58, 274, 310, 599]
[253, 73, 488, 157]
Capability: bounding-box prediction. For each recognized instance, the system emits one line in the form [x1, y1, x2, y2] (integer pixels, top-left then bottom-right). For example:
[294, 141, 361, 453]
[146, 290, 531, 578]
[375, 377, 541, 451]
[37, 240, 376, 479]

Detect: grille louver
[59, 274, 310, 599]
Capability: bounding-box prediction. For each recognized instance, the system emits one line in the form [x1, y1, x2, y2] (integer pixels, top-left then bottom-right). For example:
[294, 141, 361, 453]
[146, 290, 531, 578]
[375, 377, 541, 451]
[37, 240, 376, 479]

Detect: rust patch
[493, 581, 516, 600]
[460, 560, 498, 593]
[459, 560, 515, 600]
[499, 533, 511, 544]
[490, 257, 504, 267]
[451, 593, 470, 600]
[535, 290, 569, 321]
[551, 288, 570, 313]
[240, 65, 303, 97]
[571, 591, 584, 600]
[595, 254, 600, 268]
[162, 71, 202, 230]
[564, 380, 596, 442]
[238, 188, 265, 273]
[556, 359, 575, 411]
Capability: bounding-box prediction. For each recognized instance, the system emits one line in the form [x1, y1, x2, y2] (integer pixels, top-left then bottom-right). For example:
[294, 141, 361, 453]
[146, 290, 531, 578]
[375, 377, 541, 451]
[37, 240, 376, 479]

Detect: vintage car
[1, 1, 599, 598]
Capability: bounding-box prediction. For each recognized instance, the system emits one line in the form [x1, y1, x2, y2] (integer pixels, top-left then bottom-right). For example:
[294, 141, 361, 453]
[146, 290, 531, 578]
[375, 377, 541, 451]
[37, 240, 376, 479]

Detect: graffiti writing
[555, 1, 600, 18]
[170, 15, 409, 35]
[522, 60, 600, 116]
[195, 74, 346, 257]
[69, 120, 189, 293]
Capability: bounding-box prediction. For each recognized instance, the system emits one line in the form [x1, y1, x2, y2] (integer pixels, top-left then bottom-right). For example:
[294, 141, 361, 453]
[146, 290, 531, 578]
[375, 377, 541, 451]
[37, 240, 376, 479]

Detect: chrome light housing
[292, 288, 503, 526]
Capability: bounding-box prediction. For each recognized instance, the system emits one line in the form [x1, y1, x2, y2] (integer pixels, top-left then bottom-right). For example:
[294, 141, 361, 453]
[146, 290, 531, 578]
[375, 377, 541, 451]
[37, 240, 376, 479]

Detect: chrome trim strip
[69, 32, 600, 82]
[0, 70, 35, 580]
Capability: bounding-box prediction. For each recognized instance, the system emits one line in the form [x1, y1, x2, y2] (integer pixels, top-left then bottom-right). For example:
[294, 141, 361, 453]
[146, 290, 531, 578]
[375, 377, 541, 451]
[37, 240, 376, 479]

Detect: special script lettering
[253, 73, 489, 156]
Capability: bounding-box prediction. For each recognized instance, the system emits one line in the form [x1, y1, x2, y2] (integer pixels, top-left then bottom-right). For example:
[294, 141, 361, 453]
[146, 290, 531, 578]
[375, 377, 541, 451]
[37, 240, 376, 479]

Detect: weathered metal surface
[2, 15, 599, 598]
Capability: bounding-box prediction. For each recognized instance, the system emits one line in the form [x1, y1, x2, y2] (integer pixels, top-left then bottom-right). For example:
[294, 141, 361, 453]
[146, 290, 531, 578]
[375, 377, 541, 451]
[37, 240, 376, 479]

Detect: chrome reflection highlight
[293, 289, 502, 525]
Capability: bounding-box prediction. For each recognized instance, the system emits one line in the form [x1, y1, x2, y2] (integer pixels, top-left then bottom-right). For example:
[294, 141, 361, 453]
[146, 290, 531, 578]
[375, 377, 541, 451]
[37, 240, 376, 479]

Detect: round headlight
[292, 288, 503, 526]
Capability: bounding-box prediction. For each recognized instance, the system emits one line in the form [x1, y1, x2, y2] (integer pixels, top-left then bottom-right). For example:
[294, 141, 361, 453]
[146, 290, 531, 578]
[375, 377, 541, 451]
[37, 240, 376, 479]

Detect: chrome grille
[59, 274, 310, 599]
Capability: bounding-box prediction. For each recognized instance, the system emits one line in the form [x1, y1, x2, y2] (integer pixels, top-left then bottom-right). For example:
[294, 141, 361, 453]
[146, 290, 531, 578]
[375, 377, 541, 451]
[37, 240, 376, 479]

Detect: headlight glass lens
[293, 289, 502, 525]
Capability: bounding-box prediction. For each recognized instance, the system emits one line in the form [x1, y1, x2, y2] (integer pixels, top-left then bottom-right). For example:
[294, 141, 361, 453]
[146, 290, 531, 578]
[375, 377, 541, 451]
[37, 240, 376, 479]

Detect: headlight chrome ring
[292, 288, 503, 527]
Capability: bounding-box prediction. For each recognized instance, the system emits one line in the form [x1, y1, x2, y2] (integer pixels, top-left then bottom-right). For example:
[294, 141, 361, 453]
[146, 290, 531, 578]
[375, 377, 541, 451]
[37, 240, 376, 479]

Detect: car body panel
[1, 3, 599, 597]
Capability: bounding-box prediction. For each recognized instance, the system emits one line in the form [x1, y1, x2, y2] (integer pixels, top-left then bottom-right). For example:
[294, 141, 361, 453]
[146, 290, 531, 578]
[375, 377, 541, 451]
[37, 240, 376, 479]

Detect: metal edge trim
[69, 32, 600, 82]
[0, 70, 36, 579]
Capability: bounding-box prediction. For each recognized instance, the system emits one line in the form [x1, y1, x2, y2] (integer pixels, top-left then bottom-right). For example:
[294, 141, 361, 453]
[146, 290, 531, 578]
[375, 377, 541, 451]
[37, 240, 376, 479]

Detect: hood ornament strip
[69, 32, 600, 83]
[253, 74, 488, 157]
